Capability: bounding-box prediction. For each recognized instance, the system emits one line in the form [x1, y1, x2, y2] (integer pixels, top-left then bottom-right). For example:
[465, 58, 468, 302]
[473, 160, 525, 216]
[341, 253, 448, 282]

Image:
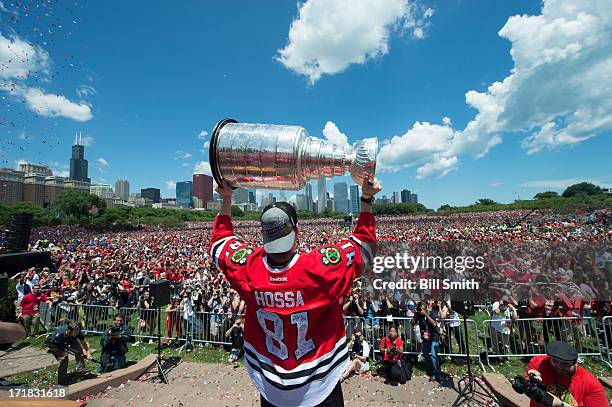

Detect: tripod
[452, 312, 498, 406]
[148, 306, 168, 383]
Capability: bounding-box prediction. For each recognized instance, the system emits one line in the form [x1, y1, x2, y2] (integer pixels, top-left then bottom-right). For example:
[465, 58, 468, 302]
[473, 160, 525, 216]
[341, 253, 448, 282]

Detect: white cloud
[182, 162, 189, 168]
[202, 141, 210, 149]
[322, 121, 349, 147]
[519, 178, 607, 190]
[377, 0, 612, 178]
[49, 160, 68, 169]
[166, 180, 177, 189]
[489, 180, 504, 187]
[76, 85, 96, 98]
[0, 33, 49, 80]
[276, 0, 433, 84]
[197, 130, 208, 140]
[175, 150, 192, 160]
[0, 33, 94, 122]
[53, 169, 69, 177]
[194, 161, 212, 175]
[14, 159, 28, 169]
[80, 135, 94, 146]
[18, 131, 30, 140]
[8, 85, 93, 121]
[96, 158, 108, 167]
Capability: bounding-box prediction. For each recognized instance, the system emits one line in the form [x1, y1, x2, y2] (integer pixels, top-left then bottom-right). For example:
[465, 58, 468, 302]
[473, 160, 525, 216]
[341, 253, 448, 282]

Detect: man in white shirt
[341, 329, 370, 380]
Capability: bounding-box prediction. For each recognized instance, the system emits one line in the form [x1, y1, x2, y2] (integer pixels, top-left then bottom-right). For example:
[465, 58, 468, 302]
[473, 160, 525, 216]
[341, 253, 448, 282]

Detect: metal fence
[481, 316, 606, 372]
[29, 303, 612, 372]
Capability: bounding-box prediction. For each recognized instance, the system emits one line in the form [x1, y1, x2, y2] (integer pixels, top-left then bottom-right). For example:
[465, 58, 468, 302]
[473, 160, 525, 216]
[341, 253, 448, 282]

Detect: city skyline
[1, 1, 610, 209]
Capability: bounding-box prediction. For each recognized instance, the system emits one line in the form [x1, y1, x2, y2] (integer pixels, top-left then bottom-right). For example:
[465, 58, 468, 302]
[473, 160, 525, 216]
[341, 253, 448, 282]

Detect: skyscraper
[295, 194, 308, 211]
[248, 188, 257, 205]
[90, 183, 114, 199]
[409, 193, 418, 204]
[233, 188, 249, 204]
[333, 182, 349, 213]
[393, 191, 401, 204]
[305, 182, 313, 212]
[317, 177, 326, 213]
[141, 188, 161, 203]
[350, 184, 360, 214]
[176, 181, 193, 208]
[115, 179, 130, 201]
[401, 189, 410, 204]
[69, 133, 90, 182]
[193, 173, 213, 204]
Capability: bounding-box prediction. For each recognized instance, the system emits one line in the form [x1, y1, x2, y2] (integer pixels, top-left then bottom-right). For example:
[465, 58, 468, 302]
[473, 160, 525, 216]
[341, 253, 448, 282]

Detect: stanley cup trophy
[209, 118, 377, 190]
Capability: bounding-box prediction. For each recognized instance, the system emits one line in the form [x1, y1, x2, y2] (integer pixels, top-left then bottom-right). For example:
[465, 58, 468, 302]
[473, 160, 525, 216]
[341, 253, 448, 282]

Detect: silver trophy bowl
[209, 118, 377, 190]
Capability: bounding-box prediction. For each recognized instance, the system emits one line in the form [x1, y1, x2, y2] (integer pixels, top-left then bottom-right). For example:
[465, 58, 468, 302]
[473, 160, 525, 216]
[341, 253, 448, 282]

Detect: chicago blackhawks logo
[319, 247, 341, 265]
[230, 247, 253, 265]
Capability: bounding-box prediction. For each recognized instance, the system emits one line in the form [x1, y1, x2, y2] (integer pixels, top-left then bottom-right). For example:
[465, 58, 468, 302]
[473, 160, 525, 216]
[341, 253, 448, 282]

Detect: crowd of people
[7, 208, 612, 382]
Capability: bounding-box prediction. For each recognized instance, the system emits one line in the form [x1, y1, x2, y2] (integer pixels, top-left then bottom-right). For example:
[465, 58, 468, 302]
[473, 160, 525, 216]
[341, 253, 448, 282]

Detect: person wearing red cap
[525, 341, 607, 407]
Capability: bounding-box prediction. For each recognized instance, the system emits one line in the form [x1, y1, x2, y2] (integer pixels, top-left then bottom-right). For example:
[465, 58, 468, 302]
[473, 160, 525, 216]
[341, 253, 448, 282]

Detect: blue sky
[1, 0, 610, 209]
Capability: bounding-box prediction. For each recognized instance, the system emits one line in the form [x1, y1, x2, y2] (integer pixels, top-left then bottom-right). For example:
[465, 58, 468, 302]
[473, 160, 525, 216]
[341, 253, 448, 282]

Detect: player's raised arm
[209, 180, 249, 283]
[347, 175, 382, 274]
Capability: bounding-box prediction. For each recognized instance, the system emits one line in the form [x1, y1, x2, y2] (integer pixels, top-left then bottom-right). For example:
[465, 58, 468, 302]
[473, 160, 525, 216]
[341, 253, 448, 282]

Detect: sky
[1, 0, 611, 209]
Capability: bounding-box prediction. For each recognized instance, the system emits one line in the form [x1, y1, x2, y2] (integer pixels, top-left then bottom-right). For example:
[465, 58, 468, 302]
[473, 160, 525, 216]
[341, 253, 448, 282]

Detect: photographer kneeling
[45, 320, 94, 385]
[341, 328, 370, 381]
[99, 315, 133, 373]
[380, 325, 411, 385]
[514, 341, 606, 407]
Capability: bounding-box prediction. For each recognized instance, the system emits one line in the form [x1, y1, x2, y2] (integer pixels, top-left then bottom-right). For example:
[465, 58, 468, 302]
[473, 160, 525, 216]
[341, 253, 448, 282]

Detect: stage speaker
[149, 280, 171, 307]
[4, 213, 33, 253]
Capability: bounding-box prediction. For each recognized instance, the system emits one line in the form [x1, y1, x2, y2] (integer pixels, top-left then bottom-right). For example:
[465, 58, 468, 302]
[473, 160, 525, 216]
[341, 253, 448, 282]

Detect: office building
[233, 188, 249, 204]
[295, 194, 308, 211]
[115, 179, 130, 201]
[141, 188, 161, 203]
[90, 183, 114, 199]
[401, 189, 410, 204]
[393, 191, 401, 204]
[248, 188, 257, 205]
[23, 174, 45, 206]
[305, 182, 313, 212]
[176, 181, 193, 208]
[333, 182, 349, 213]
[349, 184, 360, 214]
[0, 168, 25, 204]
[409, 193, 418, 204]
[44, 177, 64, 206]
[69, 133, 90, 182]
[19, 163, 52, 176]
[317, 178, 326, 213]
[193, 173, 213, 204]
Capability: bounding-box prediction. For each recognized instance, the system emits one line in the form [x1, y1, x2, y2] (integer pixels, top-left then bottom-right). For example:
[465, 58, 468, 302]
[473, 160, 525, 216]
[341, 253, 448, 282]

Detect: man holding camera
[412, 301, 442, 382]
[45, 320, 94, 385]
[521, 341, 606, 407]
[341, 328, 370, 381]
[98, 315, 133, 373]
[225, 316, 244, 363]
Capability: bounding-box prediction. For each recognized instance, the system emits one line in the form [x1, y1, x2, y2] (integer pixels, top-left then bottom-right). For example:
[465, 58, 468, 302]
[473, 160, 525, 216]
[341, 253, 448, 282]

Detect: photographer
[45, 320, 94, 385]
[98, 315, 133, 373]
[517, 341, 606, 407]
[225, 316, 244, 363]
[343, 289, 364, 337]
[412, 301, 441, 382]
[340, 328, 370, 381]
[380, 325, 410, 385]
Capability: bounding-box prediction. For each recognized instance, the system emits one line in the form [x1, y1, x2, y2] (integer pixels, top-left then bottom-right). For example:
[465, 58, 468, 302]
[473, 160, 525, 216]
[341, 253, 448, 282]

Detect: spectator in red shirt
[525, 341, 607, 407]
[19, 285, 51, 337]
[380, 326, 409, 385]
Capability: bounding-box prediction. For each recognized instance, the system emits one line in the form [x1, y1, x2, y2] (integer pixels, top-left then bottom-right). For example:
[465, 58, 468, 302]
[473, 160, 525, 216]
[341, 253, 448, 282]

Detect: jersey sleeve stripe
[347, 235, 373, 264]
[243, 339, 347, 380]
[245, 351, 349, 391]
[210, 235, 235, 266]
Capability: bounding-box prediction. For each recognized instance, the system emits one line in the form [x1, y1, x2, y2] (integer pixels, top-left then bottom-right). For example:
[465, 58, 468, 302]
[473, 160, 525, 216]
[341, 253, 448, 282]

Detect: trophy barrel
[209, 119, 307, 190]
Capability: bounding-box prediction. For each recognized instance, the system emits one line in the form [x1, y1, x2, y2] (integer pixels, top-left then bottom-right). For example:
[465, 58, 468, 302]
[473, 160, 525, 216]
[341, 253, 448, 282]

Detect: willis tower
[70, 132, 91, 182]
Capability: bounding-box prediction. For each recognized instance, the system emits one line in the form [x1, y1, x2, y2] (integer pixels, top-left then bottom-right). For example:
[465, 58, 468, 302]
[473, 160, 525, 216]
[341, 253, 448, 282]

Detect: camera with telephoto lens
[349, 351, 357, 359]
[387, 346, 400, 360]
[512, 374, 554, 406]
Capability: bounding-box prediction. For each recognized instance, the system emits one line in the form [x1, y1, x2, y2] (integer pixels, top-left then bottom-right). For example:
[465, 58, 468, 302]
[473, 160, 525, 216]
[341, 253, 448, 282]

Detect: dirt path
[86, 362, 463, 407]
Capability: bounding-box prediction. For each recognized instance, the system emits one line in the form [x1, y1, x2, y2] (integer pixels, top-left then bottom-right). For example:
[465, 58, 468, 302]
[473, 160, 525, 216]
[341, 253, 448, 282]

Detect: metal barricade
[38, 301, 53, 331]
[118, 306, 161, 341]
[49, 303, 117, 335]
[369, 316, 482, 368]
[601, 316, 612, 366]
[481, 316, 603, 372]
[191, 311, 237, 346]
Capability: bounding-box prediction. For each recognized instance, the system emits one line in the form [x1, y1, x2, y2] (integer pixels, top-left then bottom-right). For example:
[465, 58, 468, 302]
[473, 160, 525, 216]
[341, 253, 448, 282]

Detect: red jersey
[380, 336, 404, 363]
[526, 356, 607, 407]
[20, 293, 48, 316]
[210, 213, 376, 407]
